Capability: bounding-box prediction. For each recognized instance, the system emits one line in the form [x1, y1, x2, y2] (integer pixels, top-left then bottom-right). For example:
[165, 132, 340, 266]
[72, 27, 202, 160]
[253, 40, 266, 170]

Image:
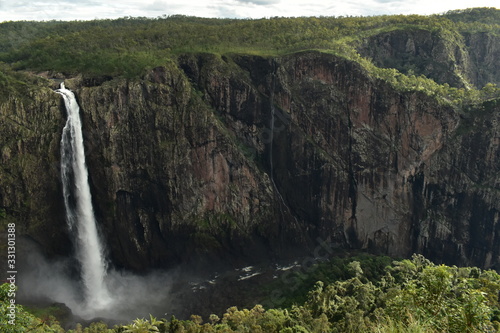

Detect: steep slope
[416, 99, 500, 267]
[463, 32, 500, 88]
[0, 82, 70, 257]
[181, 51, 459, 261]
[358, 28, 500, 89]
[61, 64, 295, 270]
[358, 27, 470, 88]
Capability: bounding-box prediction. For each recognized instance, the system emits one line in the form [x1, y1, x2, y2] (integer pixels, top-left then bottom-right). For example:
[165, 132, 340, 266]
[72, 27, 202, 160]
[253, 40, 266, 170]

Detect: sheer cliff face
[1, 51, 500, 271]
[358, 29, 500, 89]
[417, 100, 500, 267]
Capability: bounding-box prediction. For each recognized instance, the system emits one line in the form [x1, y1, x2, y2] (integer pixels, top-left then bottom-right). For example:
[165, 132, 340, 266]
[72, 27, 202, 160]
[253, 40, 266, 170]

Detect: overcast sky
[0, 0, 498, 22]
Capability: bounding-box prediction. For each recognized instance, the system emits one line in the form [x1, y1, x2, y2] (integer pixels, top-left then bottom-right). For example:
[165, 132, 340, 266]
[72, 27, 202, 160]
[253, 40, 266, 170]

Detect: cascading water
[57, 83, 110, 314]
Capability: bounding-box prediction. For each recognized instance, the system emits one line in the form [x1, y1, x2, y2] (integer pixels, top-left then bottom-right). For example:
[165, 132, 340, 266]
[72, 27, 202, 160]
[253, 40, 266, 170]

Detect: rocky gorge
[1, 23, 500, 280]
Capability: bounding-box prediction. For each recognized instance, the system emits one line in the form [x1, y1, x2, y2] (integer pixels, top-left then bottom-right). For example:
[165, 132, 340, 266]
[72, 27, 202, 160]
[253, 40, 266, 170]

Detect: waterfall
[57, 83, 110, 313]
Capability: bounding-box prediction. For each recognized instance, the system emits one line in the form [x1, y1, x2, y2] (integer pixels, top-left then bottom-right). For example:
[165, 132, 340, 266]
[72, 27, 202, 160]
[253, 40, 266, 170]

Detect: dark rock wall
[416, 100, 500, 267]
[74, 64, 283, 270]
[0, 89, 70, 256]
[358, 28, 500, 89]
[463, 32, 500, 88]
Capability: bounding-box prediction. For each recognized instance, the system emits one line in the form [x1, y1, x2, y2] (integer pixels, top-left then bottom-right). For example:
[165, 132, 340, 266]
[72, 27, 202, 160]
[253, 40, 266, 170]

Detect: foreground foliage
[0, 284, 64, 332]
[2, 254, 500, 332]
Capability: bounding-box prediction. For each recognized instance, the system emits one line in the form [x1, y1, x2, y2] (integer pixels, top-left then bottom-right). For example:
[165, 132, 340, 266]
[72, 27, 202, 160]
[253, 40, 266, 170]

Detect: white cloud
[236, 0, 281, 5]
[145, 0, 168, 11]
[0, 0, 498, 22]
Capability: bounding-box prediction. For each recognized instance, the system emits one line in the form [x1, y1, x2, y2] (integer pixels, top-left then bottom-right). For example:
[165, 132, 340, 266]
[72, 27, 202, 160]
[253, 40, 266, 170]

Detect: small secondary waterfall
[268, 71, 297, 221]
[57, 83, 110, 312]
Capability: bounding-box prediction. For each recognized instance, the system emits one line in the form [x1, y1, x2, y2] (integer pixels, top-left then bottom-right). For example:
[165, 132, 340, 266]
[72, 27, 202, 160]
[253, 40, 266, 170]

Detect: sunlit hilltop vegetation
[0, 7, 498, 77]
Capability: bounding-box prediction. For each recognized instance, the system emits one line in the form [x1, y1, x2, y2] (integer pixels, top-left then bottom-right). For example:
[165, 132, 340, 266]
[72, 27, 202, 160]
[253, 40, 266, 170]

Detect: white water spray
[57, 83, 110, 314]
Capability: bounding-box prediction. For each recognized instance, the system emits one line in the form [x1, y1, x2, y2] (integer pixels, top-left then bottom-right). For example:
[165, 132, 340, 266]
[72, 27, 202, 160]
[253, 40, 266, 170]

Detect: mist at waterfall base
[17, 245, 173, 322]
[16, 84, 174, 323]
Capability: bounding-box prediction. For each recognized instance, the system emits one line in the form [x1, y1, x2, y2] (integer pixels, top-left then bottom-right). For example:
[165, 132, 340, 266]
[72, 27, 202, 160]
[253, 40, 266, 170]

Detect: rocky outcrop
[358, 28, 471, 88]
[463, 32, 500, 88]
[1, 49, 500, 271]
[415, 99, 500, 268]
[358, 28, 500, 89]
[0, 87, 70, 257]
[68, 64, 289, 270]
[233, 52, 458, 258]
